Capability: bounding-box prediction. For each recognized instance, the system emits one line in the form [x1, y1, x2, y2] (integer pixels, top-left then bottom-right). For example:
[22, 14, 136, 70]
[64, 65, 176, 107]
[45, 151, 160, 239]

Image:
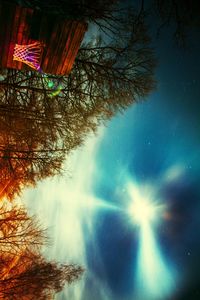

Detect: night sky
[21, 7, 200, 300]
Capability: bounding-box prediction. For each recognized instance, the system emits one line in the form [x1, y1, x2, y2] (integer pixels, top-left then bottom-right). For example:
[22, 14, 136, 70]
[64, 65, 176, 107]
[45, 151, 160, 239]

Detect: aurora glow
[126, 181, 175, 299]
[135, 222, 175, 300]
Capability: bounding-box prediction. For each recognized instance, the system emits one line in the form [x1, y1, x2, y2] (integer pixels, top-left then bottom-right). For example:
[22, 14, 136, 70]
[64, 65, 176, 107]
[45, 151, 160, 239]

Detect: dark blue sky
[82, 23, 200, 300]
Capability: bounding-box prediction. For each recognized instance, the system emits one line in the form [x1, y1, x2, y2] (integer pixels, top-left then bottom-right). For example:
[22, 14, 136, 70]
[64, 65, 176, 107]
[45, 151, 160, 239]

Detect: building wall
[0, 1, 87, 75]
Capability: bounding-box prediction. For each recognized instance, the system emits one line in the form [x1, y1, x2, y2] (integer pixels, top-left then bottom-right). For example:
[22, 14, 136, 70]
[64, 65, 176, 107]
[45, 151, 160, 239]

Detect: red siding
[0, 2, 87, 75]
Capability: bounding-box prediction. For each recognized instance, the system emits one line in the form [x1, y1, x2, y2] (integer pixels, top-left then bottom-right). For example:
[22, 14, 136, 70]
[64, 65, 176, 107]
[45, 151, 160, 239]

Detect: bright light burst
[127, 182, 176, 300]
[129, 198, 158, 226]
[128, 183, 163, 227]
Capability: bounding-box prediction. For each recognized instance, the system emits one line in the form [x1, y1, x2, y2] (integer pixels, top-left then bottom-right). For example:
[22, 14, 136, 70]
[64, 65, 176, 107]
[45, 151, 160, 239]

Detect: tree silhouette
[0, 253, 83, 300]
[0, 204, 47, 255]
[153, 0, 200, 46]
[72, 14, 155, 118]
[0, 2, 156, 200]
[10, 0, 118, 20]
[0, 68, 98, 199]
[0, 204, 83, 299]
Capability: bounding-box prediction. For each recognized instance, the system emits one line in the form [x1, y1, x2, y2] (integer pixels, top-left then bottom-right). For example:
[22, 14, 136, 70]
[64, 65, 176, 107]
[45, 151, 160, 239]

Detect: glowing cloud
[127, 181, 176, 300]
[21, 130, 113, 300]
[135, 222, 175, 300]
